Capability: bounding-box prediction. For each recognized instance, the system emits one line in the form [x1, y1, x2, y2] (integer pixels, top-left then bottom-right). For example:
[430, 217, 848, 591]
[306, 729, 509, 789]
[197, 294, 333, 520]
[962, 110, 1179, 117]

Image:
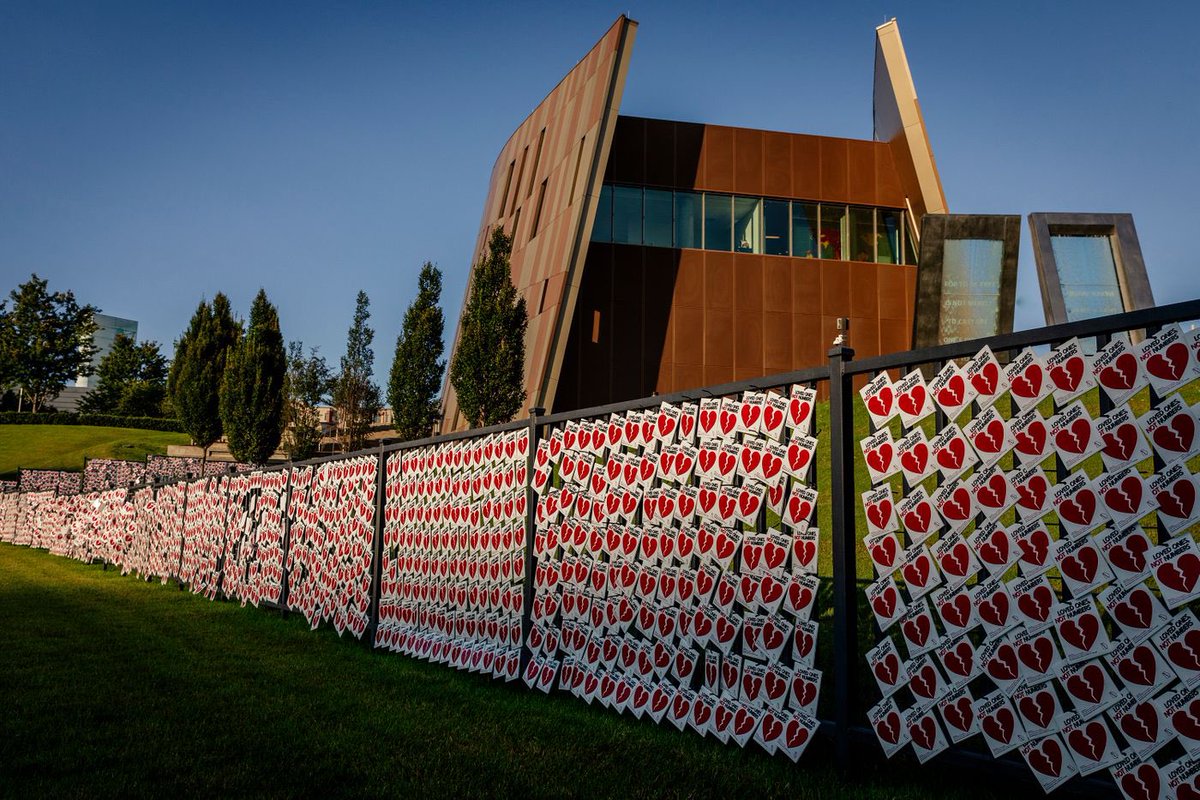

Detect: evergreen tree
[168, 293, 241, 456]
[79, 334, 168, 416]
[282, 341, 332, 461]
[219, 289, 286, 464]
[0, 274, 98, 412]
[449, 227, 528, 427]
[331, 291, 381, 451]
[387, 262, 445, 440]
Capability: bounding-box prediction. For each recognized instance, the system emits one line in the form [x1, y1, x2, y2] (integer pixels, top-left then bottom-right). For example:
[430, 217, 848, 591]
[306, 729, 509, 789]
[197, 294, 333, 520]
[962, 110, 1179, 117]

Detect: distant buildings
[76, 313, 138, 388]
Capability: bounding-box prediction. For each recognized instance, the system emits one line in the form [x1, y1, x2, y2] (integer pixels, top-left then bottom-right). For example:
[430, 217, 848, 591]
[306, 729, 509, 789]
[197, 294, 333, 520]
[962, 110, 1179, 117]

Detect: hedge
[0, 412, 185, 433]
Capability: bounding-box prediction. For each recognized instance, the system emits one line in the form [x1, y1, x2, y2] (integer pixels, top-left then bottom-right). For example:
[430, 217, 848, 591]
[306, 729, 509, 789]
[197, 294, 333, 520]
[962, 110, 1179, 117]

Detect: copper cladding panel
[441, 16, 637, 430]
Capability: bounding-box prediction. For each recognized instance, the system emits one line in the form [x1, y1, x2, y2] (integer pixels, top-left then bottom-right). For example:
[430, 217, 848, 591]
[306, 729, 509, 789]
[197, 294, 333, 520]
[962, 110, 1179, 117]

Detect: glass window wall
[612, 186, 643, 245]
[791, 203, 819, 258]
[819, 205, 846, 260]
[591, 185, 613, 242]
[763, 200, 789, 256]
[644, 189, 674, 248]
[704, 193, 733, 252]
[674, 191, 702, 249]
[849, 207, 875, 263]
[733, 196, 762, 253]
[877, 210, 901, 264]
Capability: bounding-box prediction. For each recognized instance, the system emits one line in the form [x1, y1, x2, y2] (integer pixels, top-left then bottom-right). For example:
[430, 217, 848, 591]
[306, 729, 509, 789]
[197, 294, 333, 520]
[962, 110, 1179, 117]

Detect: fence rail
[5, 299, 1200, 797]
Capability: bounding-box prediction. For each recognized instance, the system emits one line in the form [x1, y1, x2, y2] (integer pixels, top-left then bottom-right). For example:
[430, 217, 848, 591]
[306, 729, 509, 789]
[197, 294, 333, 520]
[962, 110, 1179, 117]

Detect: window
[877, 210, 901, 264]
[704, 193, 732, 251]
[569, 136, 586, 206]
[849, 207, 875, 262]
[591, 185, 613, 242]
[529, 179, 548, 240]
[528, 128, 545, 197]
[510, 146, 528, 216]
[612, 185, 642, 245]
[819, 204, 846, 260]
[791, 203, 819, 258]
[674, 191, 702, 249]
[644, 189, 673, 248]
[733, 196, 762, 253]
[498, 160, 515, 220]
[764, 200, 789, 256]
[511, 207, 521, 242]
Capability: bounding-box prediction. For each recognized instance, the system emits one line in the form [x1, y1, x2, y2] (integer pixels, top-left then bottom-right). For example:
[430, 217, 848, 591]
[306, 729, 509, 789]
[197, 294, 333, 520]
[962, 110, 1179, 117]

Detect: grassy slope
[0, 543, 1026, 800]
[0, 424, 189, 479]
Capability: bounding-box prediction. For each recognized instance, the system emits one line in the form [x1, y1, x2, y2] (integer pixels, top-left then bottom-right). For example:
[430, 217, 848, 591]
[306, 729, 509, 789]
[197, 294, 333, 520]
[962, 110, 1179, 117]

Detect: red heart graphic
[939, 542, 972, 577]
[1102, 423, 1140, 462]
[973, 419, 1005, 454]
[1017, 585, 1054, 623]
[1104, 532, 1152, 575]
[1157, 477, 1197, 520]
[1116, 645, 1159, 687]
[1065, 663, 1105, 705]
[986, 643, 1019, 681]
[785, 717, 810, 749]
[793, 538, 816, 568]
[1018, 690, 1055, 728]
[1027, 737, 1064, 778]
[1049, 356, 1083, 393]
[1103, 475, 1144, 515]
[978, 591, 1009, 628]
[1057, 489, 1096, 527]
[1059, 613, 1099, 651]
[871, 586, 898, 619]
[1015, 419, 1047, 456]
[971, 362, 999, 396]
[1054, 417, 1092, 455]
[870, 536, 898, 568]
[1119, 701, 1159, 743]
[1017, 528, 1050, 567]
[943, 696, 974, 732]
[899, 385, 926, 416]
[977, 473, 1008, 508]
[1172, 699, 1200, 741]
[866, 498, 892, 530]
[1100, 352, 1139, 391]
[941, 487, 971, 522]
[1112, 588, 1156, 631]
[1017, 635, 1056, 674]
[1147, 341, 1190, 382]
[1065, 721, 1109, 764]
[981, 707, 1016, 744]
[943, 640, 974, 677]
[902, 554, 931, 587]
[867, 387, 893, 418]
[902, 614, 931, 647]
[1152, 412, 1195, 454]
[1060, 546, 1099, 585]
[1156, 553, 1200, 594]
[978, 527, 1009, 566]
[873, 652, 900, 686]
[903, 502, 933, 535]
[1168, 630, 1200, 672]
[866, 443, 893, 475]
[789, 398, 812, 428]
[909, 714, 938, 750]
[875, 710, 902, 744]
[1119, 765, 1161, 800]
[935, 437, 966, 470]
[939, 592, 972, 628]
[900, 442, 929, 475]
[937, 374, 965, 408]
[1011, 363, 1043, 399]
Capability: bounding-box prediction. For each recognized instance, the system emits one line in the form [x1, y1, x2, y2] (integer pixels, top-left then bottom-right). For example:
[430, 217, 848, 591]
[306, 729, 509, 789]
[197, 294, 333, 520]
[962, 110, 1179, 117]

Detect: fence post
[827, 343, 857, 771]
[278, 462, 294, 618]
[366, 443, 387, 647]
[519, 407, 545, 676]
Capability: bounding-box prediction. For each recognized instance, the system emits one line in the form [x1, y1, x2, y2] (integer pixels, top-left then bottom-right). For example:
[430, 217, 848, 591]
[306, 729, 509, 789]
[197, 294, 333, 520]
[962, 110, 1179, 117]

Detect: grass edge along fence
[6, 299, 1200, 799]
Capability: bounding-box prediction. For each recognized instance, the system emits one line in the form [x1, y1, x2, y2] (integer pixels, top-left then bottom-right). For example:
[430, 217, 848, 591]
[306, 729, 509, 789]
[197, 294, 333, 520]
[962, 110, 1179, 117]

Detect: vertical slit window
[791, 202, 819, 258]
[510, 146, 528, 216]
[612, 185, 643, 245]
[498, 160, 515, 220]
[591, 184, 613, 242]
[643, 189, 673, 248]
[511, 207, 521, 242]
[905, 214, 919, 265]
[703, 193, 732, 251]
[527, 128, 545, 198]
[674, 191, 702, 249]
[530, 179, 548, 240]
[569, 136, 586, 205]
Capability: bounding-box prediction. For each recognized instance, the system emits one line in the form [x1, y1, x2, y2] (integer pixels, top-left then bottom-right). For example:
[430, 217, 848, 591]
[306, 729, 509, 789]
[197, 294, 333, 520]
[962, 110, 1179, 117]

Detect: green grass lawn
[0, 542, 1027, 800]
[0, 424, 190, 479]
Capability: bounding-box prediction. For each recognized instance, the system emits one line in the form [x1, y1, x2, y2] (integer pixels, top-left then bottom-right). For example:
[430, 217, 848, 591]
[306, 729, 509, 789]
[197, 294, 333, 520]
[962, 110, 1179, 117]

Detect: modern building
[441, 16, 946, 430]
[75, 313, 138, 388]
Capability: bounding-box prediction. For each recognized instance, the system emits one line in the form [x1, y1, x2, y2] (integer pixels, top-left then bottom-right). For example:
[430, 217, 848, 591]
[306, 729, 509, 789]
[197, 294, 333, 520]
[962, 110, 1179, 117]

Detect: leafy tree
[331, 291, 381, 451]
[282, 341, 333, 461]
[219, 289, 286, 464]
[79, 334, 168, 416]
[168, 293, 241, 457]
[449, 227, 528, 427]
[388, 262, 445, 440]
[0, 274, 98, 412]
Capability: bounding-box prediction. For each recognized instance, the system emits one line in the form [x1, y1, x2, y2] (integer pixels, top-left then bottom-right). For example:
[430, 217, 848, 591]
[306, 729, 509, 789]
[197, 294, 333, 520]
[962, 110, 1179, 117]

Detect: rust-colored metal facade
[554, 118, 920, 411]
[442, 16, 943, 428]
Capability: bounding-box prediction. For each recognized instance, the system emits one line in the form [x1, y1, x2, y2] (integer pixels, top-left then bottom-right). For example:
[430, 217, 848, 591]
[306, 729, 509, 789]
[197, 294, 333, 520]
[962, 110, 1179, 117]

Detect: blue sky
[2, 1, 1197, 383]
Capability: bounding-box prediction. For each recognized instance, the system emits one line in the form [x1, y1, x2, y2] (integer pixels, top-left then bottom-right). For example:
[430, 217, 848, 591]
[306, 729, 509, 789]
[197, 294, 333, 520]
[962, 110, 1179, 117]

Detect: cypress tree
[331, 291, 381, 451]
[449, 226, 528, 427]
[387, 262, 445, 441]
[169, 293, 241, 457]
[220, 289, 286, 464]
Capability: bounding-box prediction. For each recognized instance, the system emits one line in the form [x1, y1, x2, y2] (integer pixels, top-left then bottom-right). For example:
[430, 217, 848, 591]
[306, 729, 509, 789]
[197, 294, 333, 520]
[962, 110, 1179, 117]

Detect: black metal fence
[5, 298, 1200, 797]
